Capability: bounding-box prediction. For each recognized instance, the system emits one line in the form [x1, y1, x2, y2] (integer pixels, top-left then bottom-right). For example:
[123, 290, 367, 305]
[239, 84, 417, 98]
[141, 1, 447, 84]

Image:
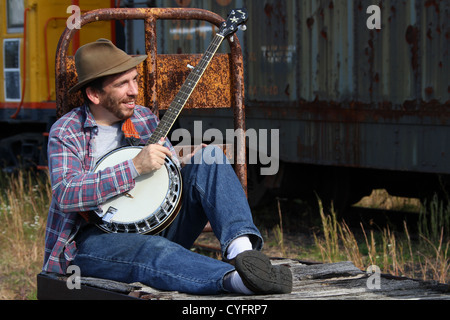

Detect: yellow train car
[0, 0, 115, 168]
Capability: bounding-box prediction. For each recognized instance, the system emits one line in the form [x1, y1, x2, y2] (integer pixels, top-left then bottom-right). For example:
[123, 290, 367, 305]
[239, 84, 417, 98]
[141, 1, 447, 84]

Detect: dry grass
[313, 193, 449, 284]
[1, 169, 448, 300]
[199, 190, 449, 284]
[0, 170, 51, 300]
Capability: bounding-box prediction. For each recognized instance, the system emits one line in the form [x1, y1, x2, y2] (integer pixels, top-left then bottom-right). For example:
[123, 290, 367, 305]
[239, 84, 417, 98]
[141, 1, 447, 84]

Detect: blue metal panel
[126, 0, 449, 175]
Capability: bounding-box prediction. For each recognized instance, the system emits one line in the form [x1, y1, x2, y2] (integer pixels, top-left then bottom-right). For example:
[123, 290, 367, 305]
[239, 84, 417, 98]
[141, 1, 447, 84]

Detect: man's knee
[191, 145, 227, 166]
[203, 145, 227, 165]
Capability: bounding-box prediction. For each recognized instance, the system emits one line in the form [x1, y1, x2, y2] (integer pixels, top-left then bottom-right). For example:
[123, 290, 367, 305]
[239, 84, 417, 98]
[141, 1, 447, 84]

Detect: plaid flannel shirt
[42, 104, 178, 274]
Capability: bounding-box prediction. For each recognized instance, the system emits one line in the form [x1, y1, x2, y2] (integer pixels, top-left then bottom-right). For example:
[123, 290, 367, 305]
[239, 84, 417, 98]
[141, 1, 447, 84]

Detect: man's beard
[103, 95, 135, 121]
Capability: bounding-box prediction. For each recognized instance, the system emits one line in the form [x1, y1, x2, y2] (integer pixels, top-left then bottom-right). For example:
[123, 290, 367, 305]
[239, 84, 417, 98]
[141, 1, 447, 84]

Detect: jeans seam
[75, 252, 225, 286]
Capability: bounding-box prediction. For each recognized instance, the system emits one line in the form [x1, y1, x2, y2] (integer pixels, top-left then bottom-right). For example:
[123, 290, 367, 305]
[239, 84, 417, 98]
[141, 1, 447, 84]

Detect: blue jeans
[72, 146, 263, 295]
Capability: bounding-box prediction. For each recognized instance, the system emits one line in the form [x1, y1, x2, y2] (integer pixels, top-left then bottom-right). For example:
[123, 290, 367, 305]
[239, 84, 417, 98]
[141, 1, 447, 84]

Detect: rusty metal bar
[55, 7, 247, 191]
[144, 15, 158, 117]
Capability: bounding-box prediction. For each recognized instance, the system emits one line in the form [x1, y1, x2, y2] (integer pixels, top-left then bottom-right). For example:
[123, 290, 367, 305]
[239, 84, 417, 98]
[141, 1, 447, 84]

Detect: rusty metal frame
[55, 7, 247, 192]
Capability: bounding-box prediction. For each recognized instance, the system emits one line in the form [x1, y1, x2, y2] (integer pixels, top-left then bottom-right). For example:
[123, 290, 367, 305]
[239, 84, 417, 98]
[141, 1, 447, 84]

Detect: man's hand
[132, 139, 173, 175]
[180, 144, 207, 167]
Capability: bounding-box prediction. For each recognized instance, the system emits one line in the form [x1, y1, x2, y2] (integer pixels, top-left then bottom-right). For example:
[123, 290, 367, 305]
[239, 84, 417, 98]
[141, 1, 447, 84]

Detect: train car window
[6, 0, 24, 33]
[123, 0, 239, 55]
[154, 0, 237, 55]
[3, 39, 21, 101]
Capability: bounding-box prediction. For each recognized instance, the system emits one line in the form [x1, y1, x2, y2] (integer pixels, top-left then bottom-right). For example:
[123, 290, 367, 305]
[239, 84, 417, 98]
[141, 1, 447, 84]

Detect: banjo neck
[146, 33, 225, 146]
[145, 8, 248, 146]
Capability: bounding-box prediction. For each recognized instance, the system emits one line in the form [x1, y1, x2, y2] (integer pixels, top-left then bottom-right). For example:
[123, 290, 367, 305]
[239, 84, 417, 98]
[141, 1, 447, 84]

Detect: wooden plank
[290, 261, 364, 280]
[37, 259, 450, 300]
[128, 260, 450, 300]
[36, 273, 140, 300]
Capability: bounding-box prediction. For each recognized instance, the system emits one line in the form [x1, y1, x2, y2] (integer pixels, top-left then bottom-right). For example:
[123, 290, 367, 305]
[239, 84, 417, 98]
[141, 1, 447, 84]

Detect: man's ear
[85, 86, 101, 105]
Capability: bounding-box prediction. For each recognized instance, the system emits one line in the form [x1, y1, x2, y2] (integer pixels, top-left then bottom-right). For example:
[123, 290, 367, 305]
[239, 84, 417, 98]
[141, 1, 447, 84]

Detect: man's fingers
[151, 142, 173, 158]
[133, 142, 173, 175]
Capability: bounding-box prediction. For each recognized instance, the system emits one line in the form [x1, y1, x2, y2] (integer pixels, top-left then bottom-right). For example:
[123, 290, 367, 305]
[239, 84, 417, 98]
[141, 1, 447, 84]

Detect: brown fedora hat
[69, 38, 147, 93]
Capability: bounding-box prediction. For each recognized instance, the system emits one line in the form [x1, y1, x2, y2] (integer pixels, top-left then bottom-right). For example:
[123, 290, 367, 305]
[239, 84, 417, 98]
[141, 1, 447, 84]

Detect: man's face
[93, 68, 139, 124]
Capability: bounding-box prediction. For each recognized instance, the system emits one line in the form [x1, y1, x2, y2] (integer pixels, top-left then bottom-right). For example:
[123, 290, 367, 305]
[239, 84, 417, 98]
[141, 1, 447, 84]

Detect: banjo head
[94, 146, 182, 234]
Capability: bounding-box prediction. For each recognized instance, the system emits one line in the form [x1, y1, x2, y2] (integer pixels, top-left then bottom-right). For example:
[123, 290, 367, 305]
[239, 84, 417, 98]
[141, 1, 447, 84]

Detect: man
[43, 39, 292, 295]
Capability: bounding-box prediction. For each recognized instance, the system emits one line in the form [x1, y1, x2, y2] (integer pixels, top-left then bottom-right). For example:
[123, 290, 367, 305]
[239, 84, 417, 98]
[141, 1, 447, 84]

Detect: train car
[1, 0, 449, 210]
[129, 0, 449, 209]
[0, 0, 114, 170]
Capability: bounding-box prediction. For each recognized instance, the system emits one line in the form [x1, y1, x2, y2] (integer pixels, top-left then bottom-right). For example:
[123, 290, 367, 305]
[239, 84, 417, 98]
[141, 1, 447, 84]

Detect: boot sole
[235, 251, 293, 294]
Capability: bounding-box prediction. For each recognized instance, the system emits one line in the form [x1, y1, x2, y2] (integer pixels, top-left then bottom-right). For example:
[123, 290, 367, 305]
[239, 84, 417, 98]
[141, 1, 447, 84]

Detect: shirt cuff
[127, 159, 140, 179]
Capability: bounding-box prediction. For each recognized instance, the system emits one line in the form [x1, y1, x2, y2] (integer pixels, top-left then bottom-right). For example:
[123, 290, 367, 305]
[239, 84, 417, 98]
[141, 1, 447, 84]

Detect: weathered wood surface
[122, 260, 449, 300]
[39, 259, 449, 300]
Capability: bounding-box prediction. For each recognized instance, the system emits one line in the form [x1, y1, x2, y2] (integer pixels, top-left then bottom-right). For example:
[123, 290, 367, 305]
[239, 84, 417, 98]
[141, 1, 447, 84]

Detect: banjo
[93, 8, 248, 234]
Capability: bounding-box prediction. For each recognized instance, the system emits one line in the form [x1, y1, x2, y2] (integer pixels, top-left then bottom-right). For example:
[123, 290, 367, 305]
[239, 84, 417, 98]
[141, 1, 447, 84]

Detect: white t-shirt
[93, 123, 139, 178]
